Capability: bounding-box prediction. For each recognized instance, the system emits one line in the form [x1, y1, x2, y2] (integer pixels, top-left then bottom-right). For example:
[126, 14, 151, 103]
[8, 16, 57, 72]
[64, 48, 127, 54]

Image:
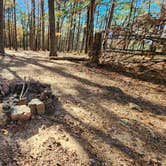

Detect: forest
[0, 0, 166, 166]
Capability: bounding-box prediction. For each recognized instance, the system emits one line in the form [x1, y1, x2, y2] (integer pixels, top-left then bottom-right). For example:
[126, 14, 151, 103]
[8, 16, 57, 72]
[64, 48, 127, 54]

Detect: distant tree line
[0, 0, 165, 57]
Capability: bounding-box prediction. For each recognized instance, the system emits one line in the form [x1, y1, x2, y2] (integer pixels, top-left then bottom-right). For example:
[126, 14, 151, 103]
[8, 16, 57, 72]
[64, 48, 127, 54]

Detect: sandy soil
[0, 50, 166, 166]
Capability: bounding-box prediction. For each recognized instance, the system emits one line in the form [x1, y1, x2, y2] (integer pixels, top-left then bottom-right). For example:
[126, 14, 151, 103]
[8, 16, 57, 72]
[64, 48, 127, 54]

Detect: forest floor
[0, 50, 166, 166]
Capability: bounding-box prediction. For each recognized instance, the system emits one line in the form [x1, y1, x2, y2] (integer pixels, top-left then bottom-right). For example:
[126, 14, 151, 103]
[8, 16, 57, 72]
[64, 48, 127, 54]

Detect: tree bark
[13, 0, 18, 51]
[41, 0, 45, 50]
[75, 12, 81, 51]
[88, 0, 96, 54]
[30, 0, 36, 50]
[103, 0, 116, 49]
[48, 0, 57, 56]
[56, 2, 60, 51]
[85, 7, 90, 53]
[67, 2, 75, 52]
[0, 0, 4, 54]
[89, 32, 102, 64]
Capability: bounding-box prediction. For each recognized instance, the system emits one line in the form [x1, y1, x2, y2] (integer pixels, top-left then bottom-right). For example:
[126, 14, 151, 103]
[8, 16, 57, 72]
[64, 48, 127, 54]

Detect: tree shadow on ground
[87, 62, 166, 86]
[49, 95, 165, 165]
[0, 134, 18, 165]
[1, 55, 165, 116]
[0, 78, 104, 165]
[0, 76, 165, 165]
[75, 85, 166, 116]
[17, 56, 166, 116]
[57, 85, 166, 155]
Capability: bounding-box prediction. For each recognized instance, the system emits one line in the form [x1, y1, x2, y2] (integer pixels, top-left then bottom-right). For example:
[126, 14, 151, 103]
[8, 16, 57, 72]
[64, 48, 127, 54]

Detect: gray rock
[11, 105, 31, 121]
[129, 103, 143, 112]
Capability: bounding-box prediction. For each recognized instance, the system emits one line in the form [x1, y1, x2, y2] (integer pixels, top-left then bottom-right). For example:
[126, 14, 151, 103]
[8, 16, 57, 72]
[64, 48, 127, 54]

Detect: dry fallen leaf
[1, 129, 9, 135]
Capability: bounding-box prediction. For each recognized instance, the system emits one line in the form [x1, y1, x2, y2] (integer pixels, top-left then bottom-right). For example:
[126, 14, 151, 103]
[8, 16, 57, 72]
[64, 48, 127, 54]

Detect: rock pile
[0, 79, 57, 126]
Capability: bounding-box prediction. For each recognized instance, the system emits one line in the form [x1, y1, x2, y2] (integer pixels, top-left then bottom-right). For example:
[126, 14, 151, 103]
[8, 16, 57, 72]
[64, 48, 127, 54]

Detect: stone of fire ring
[11, 105, 31, 121]
[28, 98, 45, 115]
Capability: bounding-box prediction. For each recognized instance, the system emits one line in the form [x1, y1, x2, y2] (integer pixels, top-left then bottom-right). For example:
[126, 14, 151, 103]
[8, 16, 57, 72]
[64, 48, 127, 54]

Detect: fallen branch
[22, 78, 30, 98]
[19, 78, 26, 100]
[50, 57, 89, 62]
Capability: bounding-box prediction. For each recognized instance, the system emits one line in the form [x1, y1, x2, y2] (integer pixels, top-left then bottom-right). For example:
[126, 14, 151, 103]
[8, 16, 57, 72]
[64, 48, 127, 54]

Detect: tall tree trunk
[0, 0, 4, 54]
[36, 1, 41, 50]
[25, 0, 30, 49]
[8, 9, 12, 49]
[75, 12, 81, 51]
[103, 0, 116, 49]
[85, 7, 90, 53]
[48, 0, 57, 56]
[85, 0, 96, 54]
[30, 0, 36, 50]
[67, 2, 75, 52]
[128, 0, 134, 25]
[71, 2, 78, 51]
[88, 0, 96, 53]
[81, 27, 86, 52]
[13, 0, 18, 51]
[56, 2, 60, 51]
[21, 19, 26, 50]
[47, 25, 49, 51]
[126, 0, 135, 49]
[41, 0, 45, 50]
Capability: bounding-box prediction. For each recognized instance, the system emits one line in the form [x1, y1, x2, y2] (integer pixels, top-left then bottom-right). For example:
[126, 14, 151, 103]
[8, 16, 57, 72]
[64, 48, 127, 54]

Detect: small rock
[66, 137, 69, 141]
[11, 105, 31, 121]
[56, 142, 61, 147]
[40, 90, 52, 101]
[90, 159, 96, 165]
[129, 103, 143, 112]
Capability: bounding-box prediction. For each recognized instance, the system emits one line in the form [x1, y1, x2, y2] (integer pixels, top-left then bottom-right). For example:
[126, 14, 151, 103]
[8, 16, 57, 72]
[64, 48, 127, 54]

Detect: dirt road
[0, 50, 166, 166]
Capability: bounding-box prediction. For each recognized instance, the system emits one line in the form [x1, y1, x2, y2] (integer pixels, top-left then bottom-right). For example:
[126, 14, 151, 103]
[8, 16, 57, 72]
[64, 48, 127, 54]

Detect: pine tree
[0, 0, 4, 54]
[48, 0, 57, 56]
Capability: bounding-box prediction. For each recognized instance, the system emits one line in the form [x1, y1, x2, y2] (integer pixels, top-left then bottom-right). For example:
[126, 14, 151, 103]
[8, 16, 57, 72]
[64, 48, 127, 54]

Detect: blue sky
[15, 0, 163, 23]
[16, 0, 163, 12]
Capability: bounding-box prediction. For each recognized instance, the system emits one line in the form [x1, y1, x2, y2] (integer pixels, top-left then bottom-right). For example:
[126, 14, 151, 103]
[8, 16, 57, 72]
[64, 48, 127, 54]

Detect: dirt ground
[0, 50, 166, 166]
